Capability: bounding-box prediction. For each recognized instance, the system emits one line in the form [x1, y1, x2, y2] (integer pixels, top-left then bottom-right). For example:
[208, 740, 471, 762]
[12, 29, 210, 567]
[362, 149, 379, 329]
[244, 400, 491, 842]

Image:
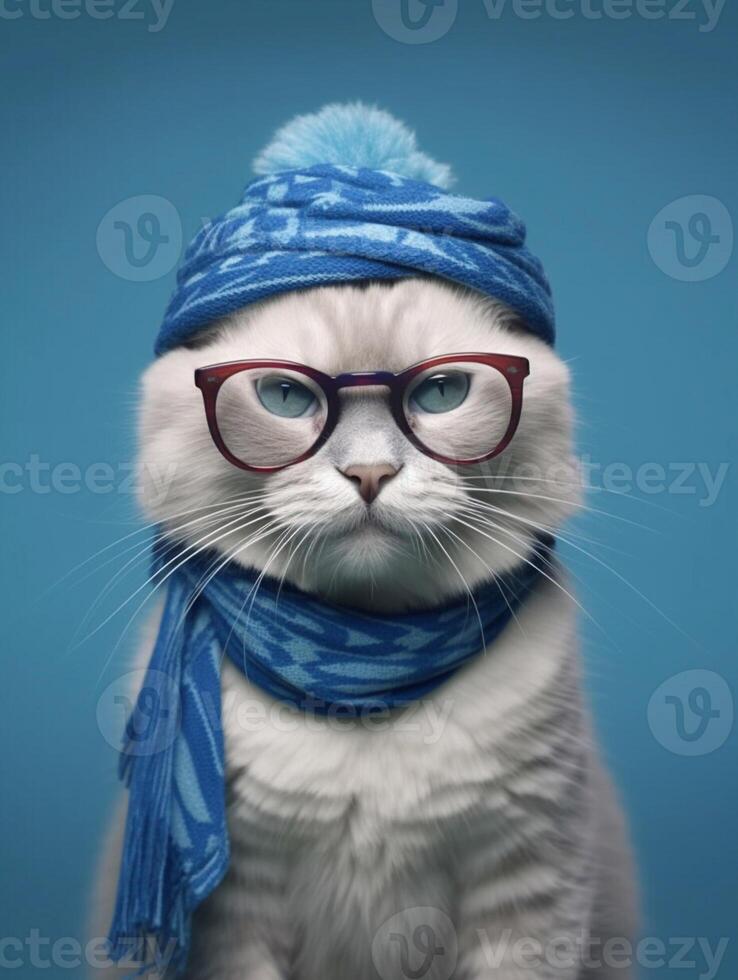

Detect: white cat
[93, 278, 636, 979]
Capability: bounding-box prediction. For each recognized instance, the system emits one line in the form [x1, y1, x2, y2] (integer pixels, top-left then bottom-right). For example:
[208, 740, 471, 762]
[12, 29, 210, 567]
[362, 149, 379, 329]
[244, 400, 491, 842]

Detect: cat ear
[252, 102, 454, 189]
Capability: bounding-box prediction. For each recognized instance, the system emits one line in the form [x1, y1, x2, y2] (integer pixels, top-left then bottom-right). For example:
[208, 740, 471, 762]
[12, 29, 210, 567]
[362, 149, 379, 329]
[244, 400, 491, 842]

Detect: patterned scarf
[107, 535, 553, 974]
[154, 164, 555, 355]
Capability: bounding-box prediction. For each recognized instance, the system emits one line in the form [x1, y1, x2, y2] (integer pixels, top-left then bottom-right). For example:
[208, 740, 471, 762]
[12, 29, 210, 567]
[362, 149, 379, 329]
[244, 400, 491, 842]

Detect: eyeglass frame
[194, 352, 530, 474]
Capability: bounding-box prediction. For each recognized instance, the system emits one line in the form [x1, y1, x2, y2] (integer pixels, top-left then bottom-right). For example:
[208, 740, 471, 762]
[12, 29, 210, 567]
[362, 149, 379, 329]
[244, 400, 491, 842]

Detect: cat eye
[195, 353, 529, 472]
[255, 375, 319, 418]
[409, 370, 470, 414]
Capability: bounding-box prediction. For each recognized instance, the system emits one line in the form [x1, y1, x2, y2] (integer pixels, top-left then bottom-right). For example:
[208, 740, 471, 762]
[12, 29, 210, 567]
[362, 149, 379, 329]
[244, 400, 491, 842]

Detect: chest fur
[219, 577, 580, 867]
[222, 671, 497, 854]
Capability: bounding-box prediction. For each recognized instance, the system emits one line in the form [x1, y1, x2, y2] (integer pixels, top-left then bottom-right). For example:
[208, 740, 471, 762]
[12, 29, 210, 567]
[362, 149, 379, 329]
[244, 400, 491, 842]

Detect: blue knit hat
[155, 104, 555, 354]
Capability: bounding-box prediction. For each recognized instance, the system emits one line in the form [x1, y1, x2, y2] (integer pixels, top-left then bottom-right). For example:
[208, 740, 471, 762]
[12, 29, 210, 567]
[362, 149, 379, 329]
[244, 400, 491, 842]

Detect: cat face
[138, 279, 579, 611]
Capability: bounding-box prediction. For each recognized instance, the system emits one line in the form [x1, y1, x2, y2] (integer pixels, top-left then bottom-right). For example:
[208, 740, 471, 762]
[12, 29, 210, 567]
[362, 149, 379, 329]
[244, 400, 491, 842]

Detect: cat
[93, 277, 636, 979]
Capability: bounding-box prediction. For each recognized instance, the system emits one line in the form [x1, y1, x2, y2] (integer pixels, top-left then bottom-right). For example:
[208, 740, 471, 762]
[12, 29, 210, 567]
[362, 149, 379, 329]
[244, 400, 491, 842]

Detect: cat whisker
[446, 511, 596, 630]
[237, 524, 308, 646]
[157, 520, 294, 681]
[418, 520, 486, 650]
[20, 493, 278, 639]
[406, 516, 443, 571]
[176, 518, 287, 631]
[460, 485, 657, 533]
[78, 505, 277, 653]
[93, 515, 287, 684]
[454, 507, 566, 601]
[458, 473, 670, 510]
[404, 520, 427, 567]
[437, 522, 526, 638]
[461, 500, 691, 642]
[300, 523, 329, 581]
[47, 488, 275, 597]
[456, 507, 644, 658]
[461, 497, 621, 553]
[457, 504, 585, 596]
[275, 523, 318, 604]
[72, 502, 272, 644]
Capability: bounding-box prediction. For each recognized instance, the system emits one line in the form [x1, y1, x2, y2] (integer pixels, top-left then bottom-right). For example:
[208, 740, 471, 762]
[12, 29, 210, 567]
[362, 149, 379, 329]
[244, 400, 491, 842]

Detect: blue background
[1, 0, 736, 976]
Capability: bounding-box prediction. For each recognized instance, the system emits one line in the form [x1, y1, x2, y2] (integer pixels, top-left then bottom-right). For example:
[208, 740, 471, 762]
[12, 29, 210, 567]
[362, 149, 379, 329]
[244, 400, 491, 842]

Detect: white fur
[92, 280, 635, 979]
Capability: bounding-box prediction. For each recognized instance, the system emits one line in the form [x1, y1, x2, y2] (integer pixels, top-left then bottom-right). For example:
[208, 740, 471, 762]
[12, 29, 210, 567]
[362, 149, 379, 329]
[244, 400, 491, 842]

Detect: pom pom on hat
[252, 102, 454, 189]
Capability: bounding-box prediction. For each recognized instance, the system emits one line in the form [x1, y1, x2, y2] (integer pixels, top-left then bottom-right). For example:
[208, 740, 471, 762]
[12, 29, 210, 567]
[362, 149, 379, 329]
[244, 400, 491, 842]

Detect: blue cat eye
[255, 375, 318, 418]
[409, 371, 470, 414]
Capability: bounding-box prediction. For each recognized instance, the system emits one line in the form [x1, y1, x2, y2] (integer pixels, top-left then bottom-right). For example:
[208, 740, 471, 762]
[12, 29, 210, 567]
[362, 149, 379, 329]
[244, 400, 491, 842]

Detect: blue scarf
[155, 164, 555, 355]
[107, 536, 553, 974]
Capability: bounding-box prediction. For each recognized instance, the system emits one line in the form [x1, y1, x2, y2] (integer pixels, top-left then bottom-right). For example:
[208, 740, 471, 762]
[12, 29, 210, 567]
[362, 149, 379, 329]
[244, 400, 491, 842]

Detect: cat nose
[339, 464, 400, 504]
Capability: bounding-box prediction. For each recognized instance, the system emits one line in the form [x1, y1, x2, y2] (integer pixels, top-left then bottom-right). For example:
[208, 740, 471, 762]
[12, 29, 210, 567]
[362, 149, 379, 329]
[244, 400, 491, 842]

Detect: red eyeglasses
[194, 353, 529, 473]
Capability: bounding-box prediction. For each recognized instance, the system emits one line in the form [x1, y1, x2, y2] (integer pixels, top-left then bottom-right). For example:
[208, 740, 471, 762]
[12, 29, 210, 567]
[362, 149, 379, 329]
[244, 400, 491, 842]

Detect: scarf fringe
[108, 743, 190, 975]
[108, 596, 190, 977]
